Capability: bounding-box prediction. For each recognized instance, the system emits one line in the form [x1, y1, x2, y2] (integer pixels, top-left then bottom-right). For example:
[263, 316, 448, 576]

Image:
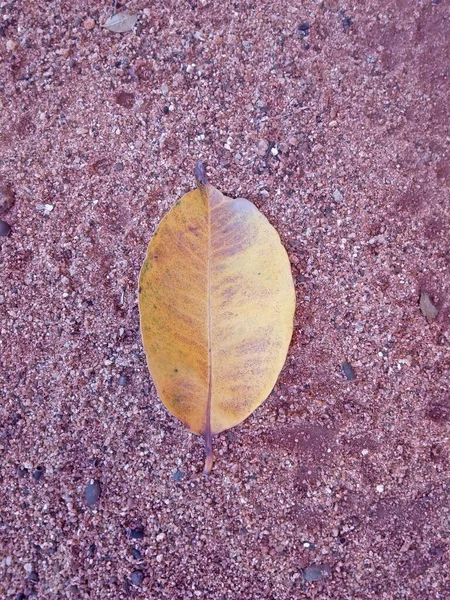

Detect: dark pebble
[342, 361, 356, 381]
[0, 219, 11, 236]
[173, 470, 184, 481]
[123, 578, 131, 594]
[88, 542, 96, 557]
[33, 466, 44, 481]
[297, 22, 310, 34]
[15, 594, 25, 600]
[163, 106, 170, 114]
[118, 375, 128, 386]
[130, 570, 144, 585]
[0, 183, 16, 213]
[28, 571, 39, 583]
[131, 547, 142, 559]
[303, 564, 330, 582]
[115, 162, 124, 172]
[85, 479, 101, 505]
[129, 525, 145, 539]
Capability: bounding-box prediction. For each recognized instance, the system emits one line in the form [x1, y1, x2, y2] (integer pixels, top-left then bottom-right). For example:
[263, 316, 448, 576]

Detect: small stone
[156, 532, 165, 542]
[130, 570, 144, 585]
[297, 22, 310, 34]
[156, 554, 163, 563]
[85, 479, 101, 506]
[5, 555, 12, 566]
[115, 163, 124, 172]
[333, 189, 344, 203]
[130, 526, 145, 539]
[28, 571, 39, 583]
[256, 139, 269, 156]
[131, 548, 142, 559]
[303, 564, 330, 582]
[376, 484, 384, 493]
[173, 470, 184, 481]
[0, 220, 11, 236]
[6, 39, 17, 52]
[342, 362, 356, 381]
[33, 466, 44, 481]
[329, 120, 338, 128]
[419, 292, 438, 322]
[161, 83, 169, 95]
[24, 563, 33, 574]
[163, 106, 170, 114]
[118, 375, 128, 386]
[88, 543, 96, 556]
[0, 183, 16, 213]
[83, 18, 95, 30]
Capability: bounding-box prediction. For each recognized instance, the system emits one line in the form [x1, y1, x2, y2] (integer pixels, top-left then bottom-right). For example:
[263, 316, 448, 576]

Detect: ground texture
[0, 1, 449, 598]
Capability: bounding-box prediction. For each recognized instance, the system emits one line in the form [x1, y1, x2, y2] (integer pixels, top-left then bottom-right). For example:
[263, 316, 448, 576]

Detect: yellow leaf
[139, 162, 295, 473]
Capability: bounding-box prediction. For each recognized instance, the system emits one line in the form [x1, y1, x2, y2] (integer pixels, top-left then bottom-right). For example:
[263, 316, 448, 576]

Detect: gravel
[342, 361, 356, 381]
[0, 220, 11, 236]
[85, 480, 102, 506]
[0, 1, 449, 599]
[129, 526, 145, 540]
[130, 570, 144, 586]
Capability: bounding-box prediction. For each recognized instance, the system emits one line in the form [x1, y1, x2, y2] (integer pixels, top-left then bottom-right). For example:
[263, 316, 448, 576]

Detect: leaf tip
[195, 160, 208, 188]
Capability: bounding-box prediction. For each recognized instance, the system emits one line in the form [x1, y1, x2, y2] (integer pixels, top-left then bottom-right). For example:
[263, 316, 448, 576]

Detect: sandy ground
[1, 1, 449, 598]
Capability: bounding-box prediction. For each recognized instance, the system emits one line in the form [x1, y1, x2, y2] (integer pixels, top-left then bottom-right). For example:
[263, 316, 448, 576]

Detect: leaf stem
[203, 430, 214, 475]
[195, 160, 208, 188]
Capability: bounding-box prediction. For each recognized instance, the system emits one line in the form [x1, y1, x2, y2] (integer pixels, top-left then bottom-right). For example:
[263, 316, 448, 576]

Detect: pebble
[131, 548, 142, 559]
[85, 479, 101, 506]
[419, 292, 438, 321]
[115, 163, 124, 172]
[333, 189, 344, 203]
[83, 18, 95, 30]
[342, 362, 356, 380]
[28, 571, 39, 583]
[303, 564, 330, 582]
[156, 532, 165, 542]
[173, 470, 184, 481]
[256, 139, 269, 156]
[297, 22, 310, 34]
[118, 375, 128, 386]
[163, 106, 170, 114]
[130, 525, 145, 539]
[0, 220, 11, 236]
[0, 183, 15, 213]
[130, 570, 144, 585]
[33, 466, 44, 481]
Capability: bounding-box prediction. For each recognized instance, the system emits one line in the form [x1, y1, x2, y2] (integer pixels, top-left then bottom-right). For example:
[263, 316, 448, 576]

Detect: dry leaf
[419, 291, 438, 321]
[104, 11, 139, 33]
[138, 162, 295, 473]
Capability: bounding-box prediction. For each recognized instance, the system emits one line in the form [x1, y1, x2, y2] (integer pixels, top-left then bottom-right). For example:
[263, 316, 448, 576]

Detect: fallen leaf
[104, 11, 139, 33]
[139, 162, 295, 473]
[419, 291, 438, 322]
